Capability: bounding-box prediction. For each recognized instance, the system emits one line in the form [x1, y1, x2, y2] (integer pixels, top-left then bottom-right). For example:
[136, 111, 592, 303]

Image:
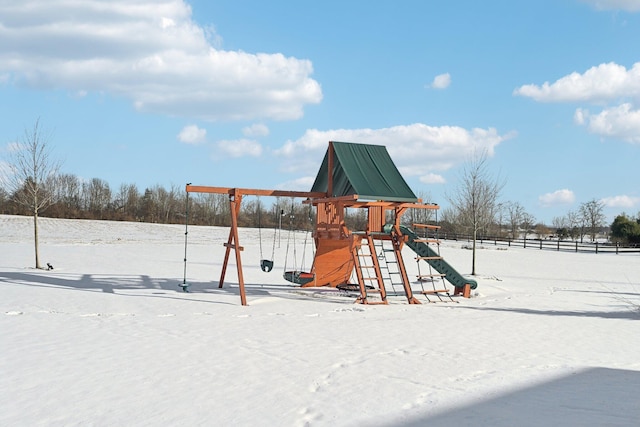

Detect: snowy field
[1, 214, 640, 426]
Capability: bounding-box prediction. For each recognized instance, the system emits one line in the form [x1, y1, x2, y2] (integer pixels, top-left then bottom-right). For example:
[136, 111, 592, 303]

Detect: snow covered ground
[1, 214, 639, 426]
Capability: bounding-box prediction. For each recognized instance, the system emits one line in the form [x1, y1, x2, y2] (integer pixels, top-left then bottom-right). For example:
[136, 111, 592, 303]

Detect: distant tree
[534, 223, 551, 239]
[83, 178, 112, 218]
[505, 201, 526, 240]
[446, 150, 504, 275]
[140, 188, 157, 222]
[51, 173, 82, 217]
[438, 207, 460, 236]
[520, 212, 536, 238]
[566, 210, 581, 241]
[610, 214, 640, 244]
[580, 199, 606, 242]
[408, 190, 436, 226]
[154, 183, 180, 223]
[4, 119, 61, 268]
[551, 216, 567, 239]
[115, 183, 140, 220]
[344, 207, 367, 231]
[0, 186, 9, 212]
[552, 215, 574, 240]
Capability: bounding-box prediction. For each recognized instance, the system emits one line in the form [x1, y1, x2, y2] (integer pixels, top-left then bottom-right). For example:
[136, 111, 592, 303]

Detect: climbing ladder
[413, 223, 454, 302]
[352, 231, 420, 305]
[374, 238, 406, 297]
[352, 233, 387, 304]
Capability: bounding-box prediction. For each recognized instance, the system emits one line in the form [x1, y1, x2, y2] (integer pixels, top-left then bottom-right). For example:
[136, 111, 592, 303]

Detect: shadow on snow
[388, 367, 640, 427]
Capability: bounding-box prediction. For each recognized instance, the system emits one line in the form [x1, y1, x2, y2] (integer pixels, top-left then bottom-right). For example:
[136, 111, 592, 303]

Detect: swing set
[183, 186, 324, 305]
[256, 197, 315, 284]
[184, 141, 477, 306]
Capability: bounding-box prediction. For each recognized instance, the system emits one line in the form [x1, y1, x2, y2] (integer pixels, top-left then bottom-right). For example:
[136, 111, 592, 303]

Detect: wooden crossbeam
[186, 184, 326, 199]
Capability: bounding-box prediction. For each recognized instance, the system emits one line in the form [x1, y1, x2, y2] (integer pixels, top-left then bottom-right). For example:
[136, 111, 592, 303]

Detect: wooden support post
[453, 284, 471, 298]
[389, 228, 420, 304]
[218, 191, 247, 305]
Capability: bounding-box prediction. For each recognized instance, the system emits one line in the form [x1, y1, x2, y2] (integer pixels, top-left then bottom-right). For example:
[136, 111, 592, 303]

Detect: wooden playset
[186, 141, 477, 305]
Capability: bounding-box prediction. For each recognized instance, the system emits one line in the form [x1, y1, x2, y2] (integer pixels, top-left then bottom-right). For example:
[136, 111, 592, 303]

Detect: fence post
[596, 242, 598, 254]
[540, 240, 542, 250]
[575, 241, 578, 252]
[524, 238, 527, 249]
[616, 242, 619, 255]
[557, 240, 560, 251]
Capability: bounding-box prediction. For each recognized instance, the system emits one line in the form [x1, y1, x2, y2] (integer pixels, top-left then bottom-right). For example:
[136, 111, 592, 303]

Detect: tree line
[0, 176, 326, 230]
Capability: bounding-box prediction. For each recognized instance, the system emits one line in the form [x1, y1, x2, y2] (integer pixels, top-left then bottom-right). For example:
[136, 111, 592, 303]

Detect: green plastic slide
[384, 224, 478, 291]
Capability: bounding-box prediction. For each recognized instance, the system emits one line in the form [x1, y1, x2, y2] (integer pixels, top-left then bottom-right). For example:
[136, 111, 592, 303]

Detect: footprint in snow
[5, 311, 23, 316]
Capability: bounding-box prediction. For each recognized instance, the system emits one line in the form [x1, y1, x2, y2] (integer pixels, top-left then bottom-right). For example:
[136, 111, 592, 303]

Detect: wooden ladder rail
[388, 228, 421, 305]
[352, 233, 388, 304]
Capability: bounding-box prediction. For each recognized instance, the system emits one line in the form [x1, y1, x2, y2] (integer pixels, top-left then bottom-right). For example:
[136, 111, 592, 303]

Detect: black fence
[432, 233, 640, 255]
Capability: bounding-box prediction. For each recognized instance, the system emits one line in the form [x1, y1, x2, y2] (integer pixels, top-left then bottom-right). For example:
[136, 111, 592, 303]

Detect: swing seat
[283, 270, 315, 286]
[261, 259, 274, 272]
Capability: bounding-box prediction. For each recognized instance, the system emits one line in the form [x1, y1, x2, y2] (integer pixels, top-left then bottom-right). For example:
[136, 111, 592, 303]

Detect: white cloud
[419, 173, 446, 184]
[575, 103, 640, 143]
[217, 139, 262, 158]
[601, 195, 640, 208]
[0, 1, 322, 121]
[580, 0, 640, 11]
[242, 123, 270, 137]
[539, 189, 576, 207]
[429, 73, 451, 90]
[177, 124, 206, 144]
[513, 62, 640, 103]
[275, 176, 316, 192]
[275, 123, 514, 176]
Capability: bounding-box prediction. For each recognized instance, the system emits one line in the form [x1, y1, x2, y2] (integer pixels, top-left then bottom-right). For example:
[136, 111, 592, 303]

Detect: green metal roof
[310, 141, 418, 202]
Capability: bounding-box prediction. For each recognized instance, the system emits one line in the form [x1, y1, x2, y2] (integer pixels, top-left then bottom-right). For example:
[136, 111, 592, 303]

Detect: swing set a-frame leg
[219, 192, 247, 306]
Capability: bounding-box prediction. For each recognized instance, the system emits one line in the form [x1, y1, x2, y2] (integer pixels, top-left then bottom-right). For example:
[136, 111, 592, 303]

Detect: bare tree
[446, 150, 504, 275]
[404, 190, 435, 227]
[505, 201, 525, 240]
[116, 183, 140, 220]
[82, 178, 112, 217]
[566, 210, 581, 241]
[52, 173, 82, 216]
[580, 199, 606, 242]
[521, 212, 536, 239]
[5, 119, 61, 268]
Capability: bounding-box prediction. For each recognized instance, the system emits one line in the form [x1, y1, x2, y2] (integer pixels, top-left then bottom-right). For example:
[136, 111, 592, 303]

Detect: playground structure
[186, 141, 477, 305]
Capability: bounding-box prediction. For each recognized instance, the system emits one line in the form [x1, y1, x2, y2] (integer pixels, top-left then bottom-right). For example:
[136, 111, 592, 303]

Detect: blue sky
[1, 0, 639, 224]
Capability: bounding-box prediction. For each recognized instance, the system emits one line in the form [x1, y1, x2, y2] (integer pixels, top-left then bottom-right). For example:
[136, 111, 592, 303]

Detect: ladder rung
[416, 256, 443, 260]
[417, 274, 447, 278]
[414, 239, 440, 244]
[421, 290, 450, 294]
